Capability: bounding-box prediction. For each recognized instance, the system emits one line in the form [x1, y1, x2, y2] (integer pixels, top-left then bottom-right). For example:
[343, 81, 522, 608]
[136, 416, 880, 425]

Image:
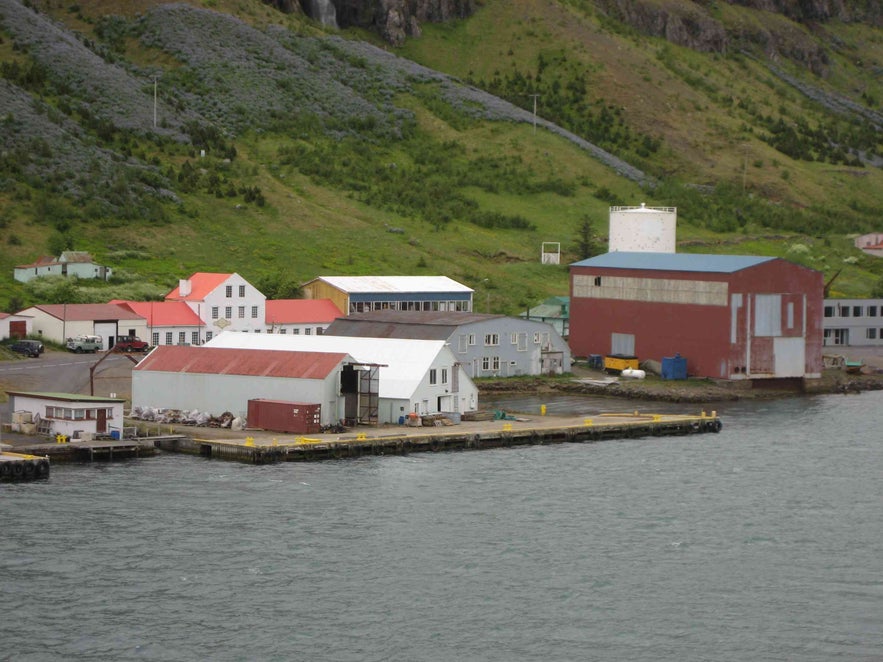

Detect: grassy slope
[1, 0, 881, 313]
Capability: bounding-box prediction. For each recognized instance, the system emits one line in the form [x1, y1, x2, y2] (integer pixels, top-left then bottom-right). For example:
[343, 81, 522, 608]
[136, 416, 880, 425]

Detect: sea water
[1, 391, 881, 661]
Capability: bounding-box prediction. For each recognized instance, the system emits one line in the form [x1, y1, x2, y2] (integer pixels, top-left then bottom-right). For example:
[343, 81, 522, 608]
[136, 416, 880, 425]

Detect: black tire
[35, 460, 50, 478]
[0, 463, 10, 478]
[75, 347, 83, 354]
[23, 462, 35, 477]
[11, 463, 24, 477]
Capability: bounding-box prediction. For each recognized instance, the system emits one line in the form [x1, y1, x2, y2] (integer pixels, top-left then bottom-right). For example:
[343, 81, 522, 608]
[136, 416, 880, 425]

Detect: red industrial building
[569, 252, 824, 380]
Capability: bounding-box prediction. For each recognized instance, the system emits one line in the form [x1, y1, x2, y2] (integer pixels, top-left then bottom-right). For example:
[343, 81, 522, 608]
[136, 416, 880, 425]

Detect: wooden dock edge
[153, 414, 724, 465]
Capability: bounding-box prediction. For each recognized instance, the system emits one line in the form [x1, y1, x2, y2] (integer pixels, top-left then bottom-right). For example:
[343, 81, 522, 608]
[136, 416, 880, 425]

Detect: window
[492, 356, 500, 371]
[510, 333, 518, 345]
[279, 328, 287, 334]
[239, 285, 245, 297]
[840, 307, 850, 317]
[823, 306, 834, 317]
[305, 328, 312, 335]
[191, 332, 199, 345]
[152, 332, 160, 346]
[594, 276, 602, 286]
[441, 368, 448, 384]
[869, 306, 878, 317]
[484, 333, 499, 346]
[429, 369, 437, 385]
[468, 334, 476, 346]
[225, 285, 232, 297]
[867, 328, 877, 340]
[225, 306, 232, 319]
[165, 332, 173, 345]
[238, 306, 245, 319]
[206, 331, 213, 342]
[251, 306, 258, 319]
[316, 327, 324, 335]
[178, 332, 186, 345]
[481, 357, 490, 371]
[212, 306, 219, 320]
[853, 306, 863, 317]
[293, 329, 300, 335]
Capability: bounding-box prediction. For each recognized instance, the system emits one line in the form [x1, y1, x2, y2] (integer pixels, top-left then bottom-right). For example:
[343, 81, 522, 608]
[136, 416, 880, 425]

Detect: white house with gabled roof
[205, 332, 478, 423]
[165, 272, 266, 339]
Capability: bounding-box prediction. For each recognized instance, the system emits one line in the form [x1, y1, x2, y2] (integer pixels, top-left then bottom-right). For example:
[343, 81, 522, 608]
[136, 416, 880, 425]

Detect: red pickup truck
[114, 335, 150, 352]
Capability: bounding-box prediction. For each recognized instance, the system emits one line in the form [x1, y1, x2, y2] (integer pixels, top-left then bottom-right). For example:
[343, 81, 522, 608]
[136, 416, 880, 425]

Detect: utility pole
[529, 94, 540, 133]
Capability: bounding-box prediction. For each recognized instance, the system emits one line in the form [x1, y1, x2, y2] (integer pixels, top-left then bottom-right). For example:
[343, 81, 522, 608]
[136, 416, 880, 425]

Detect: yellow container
[604, 355, 639, 373]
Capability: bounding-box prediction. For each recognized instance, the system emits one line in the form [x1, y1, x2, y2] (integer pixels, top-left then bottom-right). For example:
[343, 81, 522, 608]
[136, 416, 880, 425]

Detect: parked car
[114, 335, 150, 352]
[10, 339, 44, 357]
[66, 334, 103, 353]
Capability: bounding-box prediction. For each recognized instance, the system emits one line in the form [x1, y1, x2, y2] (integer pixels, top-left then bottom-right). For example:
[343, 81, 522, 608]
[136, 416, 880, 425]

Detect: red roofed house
[265, 299, 342, 336]
[112, 300, 206, 347]
[132, 345, 355, 424]
[14, 251, 113, 283]
[15, 303, 148, 349]
[165, 272, 266, 341]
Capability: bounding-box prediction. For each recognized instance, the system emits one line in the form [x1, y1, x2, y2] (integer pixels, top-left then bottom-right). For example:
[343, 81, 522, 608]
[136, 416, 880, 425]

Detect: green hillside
[1, 0, 882, 314]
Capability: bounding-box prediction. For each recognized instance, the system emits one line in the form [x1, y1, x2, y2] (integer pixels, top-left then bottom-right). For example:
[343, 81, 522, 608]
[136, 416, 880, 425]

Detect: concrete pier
[153, 411, 724, 464]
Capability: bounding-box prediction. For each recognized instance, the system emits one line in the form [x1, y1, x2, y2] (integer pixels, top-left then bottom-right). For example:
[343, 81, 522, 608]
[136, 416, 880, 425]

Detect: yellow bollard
[244, 436, 255, 447]
[272, 438, 278, 446]
[502, 423, 512, 431]
[584, 418, 593, 426]
[356, 433, 367, 440]
[653, 414, 661, 422]
[540, 404, 547, 416]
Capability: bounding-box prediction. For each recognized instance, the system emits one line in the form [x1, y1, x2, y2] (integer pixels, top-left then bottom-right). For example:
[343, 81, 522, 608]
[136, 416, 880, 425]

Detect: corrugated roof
[165, 272, 232, 301]
[265, 299, 342, 324]
[134, 345, 349, 379]
[310, 275, 473, 293]
[29, 303, 146, 322]
[111, 300, 205, 327]
[571, 252, 775, 273]
[15, 256, 58, 268]
[325, 310, 502, 340]
[205, 333, 448, 399]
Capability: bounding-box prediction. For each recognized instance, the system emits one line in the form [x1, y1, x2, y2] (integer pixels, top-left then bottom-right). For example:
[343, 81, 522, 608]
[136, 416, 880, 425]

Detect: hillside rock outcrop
[266, 0, 476, 46]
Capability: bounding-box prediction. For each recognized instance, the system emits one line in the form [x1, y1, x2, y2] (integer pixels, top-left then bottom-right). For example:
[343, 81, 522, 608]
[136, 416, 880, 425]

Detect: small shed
[7, 391, 126, 439]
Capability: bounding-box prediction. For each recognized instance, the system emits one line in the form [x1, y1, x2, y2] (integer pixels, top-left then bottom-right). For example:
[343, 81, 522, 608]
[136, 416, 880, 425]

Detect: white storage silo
[608, 204, 677, 253]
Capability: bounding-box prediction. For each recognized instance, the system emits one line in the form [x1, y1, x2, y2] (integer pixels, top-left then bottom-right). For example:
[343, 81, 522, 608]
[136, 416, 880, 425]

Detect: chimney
[179, 279, 192, 297]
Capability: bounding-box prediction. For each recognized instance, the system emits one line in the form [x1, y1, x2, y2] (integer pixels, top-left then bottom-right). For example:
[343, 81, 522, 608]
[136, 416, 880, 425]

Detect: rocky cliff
[593, 0, 883, 76]
[265, 0, 475, 46]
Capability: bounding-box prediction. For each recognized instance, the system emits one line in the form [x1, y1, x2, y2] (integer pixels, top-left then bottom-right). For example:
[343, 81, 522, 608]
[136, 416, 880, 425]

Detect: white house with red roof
[14, 251, 113, 283]
[265, 299, 342, 336]
[15, 303, 148, 348]
[165, 272, 266, 340]
[111, 300, 206, 347]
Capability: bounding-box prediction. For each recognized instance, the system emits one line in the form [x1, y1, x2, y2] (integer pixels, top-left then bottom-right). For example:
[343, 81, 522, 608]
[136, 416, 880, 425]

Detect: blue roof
[571, 252, 776, 273]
